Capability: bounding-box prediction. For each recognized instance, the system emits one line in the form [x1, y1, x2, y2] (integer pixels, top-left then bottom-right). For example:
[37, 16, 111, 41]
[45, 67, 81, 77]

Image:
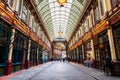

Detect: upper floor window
[22, 4, 28, 23]
[9, 0, 14, 8]
[94, 4, 100, 24]
[39, 30, 41, 38]
[90, 13, 94, 27]
[100, 0, 104, 16]
[18, 0, 22, 15]
[111, 0, 120, 8]
[32, 18, 37, 32]
[83, 19, 89, 33]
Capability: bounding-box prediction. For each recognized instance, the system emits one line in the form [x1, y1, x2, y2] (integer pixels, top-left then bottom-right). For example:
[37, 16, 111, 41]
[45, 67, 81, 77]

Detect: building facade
[0, 0, 51, 76]
[69, 0, 120, 69]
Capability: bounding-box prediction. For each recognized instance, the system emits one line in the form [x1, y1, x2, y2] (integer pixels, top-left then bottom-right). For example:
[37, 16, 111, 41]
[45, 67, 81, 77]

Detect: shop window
[12, 32, 25, 63]
[30, 42, 37, 66]
[0, 25, 11, 64]
[98, 32, 108, 43]
[0, 27, 6, 64]
[113, 21, 120, 60]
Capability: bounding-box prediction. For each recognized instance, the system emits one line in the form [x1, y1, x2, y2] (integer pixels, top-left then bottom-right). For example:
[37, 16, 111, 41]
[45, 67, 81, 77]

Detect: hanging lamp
[57, 0, 67, 6]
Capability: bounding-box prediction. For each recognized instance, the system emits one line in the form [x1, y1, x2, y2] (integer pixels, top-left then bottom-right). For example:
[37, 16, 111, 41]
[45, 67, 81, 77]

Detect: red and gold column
[26, 39, 31, 68]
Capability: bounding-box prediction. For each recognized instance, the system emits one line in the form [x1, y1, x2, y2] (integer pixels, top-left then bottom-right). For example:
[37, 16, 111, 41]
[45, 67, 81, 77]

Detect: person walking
[103, 54, 112, 75]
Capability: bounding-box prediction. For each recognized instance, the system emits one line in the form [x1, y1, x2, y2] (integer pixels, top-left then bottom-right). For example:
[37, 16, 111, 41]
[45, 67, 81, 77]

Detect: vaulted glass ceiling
[34, 0, 90, 41]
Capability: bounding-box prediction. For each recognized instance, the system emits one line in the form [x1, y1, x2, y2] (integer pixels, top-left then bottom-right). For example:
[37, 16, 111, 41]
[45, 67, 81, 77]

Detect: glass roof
[34, 0, 89, 41]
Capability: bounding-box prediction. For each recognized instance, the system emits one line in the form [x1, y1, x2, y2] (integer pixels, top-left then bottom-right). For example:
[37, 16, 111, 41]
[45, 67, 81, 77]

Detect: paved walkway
[0, 61, 120, 80]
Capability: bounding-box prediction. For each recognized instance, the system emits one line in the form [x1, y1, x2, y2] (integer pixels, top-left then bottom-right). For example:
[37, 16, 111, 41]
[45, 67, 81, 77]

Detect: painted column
[82, 44, 85, 61]
[107, 27, 116, 61]
[26, 39, 31, 68]
[91, 39, 95, 59]
[91, 39, 95, 67]
[6, 29, 15, 75]
[22, 39, 27, 69]
[22, 45, 26, 69]
[76, 48, 79, 63]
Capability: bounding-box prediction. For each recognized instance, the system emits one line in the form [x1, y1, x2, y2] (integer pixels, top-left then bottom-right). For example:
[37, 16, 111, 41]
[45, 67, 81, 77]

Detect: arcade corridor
[0, 0, 120, 79]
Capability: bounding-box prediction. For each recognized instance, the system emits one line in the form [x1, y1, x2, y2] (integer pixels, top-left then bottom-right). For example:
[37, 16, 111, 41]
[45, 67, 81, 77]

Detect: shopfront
[12, 30, 29, 72]
[112, 21, 120, 60]
[78, 45, 83, 63]
[38, 45, 43, 64]
[0, 19, 11, 76]
[94, 30, 111, 69]
[30, 41, 37, 67]
[84, 40, 93, 60]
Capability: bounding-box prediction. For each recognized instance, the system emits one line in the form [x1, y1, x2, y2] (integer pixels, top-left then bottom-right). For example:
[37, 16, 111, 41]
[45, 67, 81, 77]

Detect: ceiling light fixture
[57, 0, 67, 6]
[58, 31, 63, 36]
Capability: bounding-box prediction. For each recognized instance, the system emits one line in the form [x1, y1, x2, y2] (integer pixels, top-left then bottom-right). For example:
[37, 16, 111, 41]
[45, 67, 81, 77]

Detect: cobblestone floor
[3, 62, 120, 80]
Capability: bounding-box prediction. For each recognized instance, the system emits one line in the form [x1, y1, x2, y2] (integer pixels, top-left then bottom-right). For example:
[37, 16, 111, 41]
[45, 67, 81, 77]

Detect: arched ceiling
[34, 0, 90, 41]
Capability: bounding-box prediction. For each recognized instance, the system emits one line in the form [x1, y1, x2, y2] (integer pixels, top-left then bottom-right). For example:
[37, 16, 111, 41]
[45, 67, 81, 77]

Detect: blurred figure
[103, 54, 112, 75]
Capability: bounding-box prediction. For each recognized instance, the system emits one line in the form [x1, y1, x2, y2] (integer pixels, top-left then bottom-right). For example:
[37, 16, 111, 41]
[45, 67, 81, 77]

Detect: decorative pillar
[76, 48, 79, 63]
[74, 49, 76, 62]
[6, 29, 15, 75]
[91, 39, 95, 67]
[22, 39, 27, 69]
[107, 27, 116, 61]
[82, 44, 85, 61]
[26, 39, 31, 68]
[91, 39, 95, 59]
[22, 48, 26, 69]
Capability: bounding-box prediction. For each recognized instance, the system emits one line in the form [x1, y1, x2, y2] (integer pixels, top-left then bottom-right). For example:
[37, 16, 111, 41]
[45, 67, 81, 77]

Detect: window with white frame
[18, 0, 22, 15]
[83, 19, 89, 33]
[94, 4, 100, 24]
[99, 0, 104, 16]
[90, 12, 94, 27]
[27, 10, 31, 26]
[111, 0, 120, 8]
[9, 0, 14, 8]
[22, 4, 28, 23]
[32, 18, 37, 32]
